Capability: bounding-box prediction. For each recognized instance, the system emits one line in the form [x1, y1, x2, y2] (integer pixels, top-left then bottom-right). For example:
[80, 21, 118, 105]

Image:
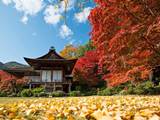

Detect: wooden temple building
[4, 47, 77, 93]
[24, 47, 77, 92]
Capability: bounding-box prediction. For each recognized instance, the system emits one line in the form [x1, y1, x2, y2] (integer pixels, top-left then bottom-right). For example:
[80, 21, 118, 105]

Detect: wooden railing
[30, 81, 71, 84]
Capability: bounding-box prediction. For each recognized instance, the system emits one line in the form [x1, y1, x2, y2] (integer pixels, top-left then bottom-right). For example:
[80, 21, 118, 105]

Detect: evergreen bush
[51, 91, 65, 97]
[20, 89, 33, 97]
[0, 91, 7, 97]
[97, 88, 112, 96]
[32, 87, 44, 94]
[38, 92, 48, 97]
[68, 91, 81, 96]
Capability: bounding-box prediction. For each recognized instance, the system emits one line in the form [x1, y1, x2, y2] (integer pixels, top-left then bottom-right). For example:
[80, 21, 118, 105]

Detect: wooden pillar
[29, 83, 32, 89]
[40, 70, 42, 82]
[44, 82, 47, 91]
[53, 83, 56, 91]
[68, 83, 71, 92]
[51, 70, 53, 82]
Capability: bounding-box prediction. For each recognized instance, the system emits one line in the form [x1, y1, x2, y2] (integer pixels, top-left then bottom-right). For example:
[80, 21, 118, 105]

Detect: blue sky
[0, 0, 94, 64]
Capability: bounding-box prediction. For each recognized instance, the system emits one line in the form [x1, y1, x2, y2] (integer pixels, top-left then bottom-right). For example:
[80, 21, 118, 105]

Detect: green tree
[76, 40, 95, 57]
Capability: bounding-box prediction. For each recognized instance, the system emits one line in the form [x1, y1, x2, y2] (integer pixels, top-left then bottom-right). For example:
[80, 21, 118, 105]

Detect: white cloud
[44, 0, 75, 25]
[59, 24, 73, 39]
[44, 5, 61, 25]
[1, 0, 12, 5]
[2, 0, 44, 24]
[2, 0, 76, 25]
[21, 15, 28, 24]
[13, 0, 44, 15]
[74, 7, 92, 23]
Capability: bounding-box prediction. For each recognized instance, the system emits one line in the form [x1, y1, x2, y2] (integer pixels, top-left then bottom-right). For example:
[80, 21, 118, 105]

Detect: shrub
[38, 92, 48, 97]
[75, 86, 82, 91]
[97, 88, 112, 96]
[119, 90, 128, 95]
[125, 81, 154, 95]
[68, 91, 81, 96]
[133, 85, 145, 95]
[146, 84, 160, 95]
[134, 81, 152, 95]
[97, 80, 160, 96]
[51, 91, 65, 97]
[143, 81, 153, 89]
[20, 89, 33, 97]
[83, 90, 97, 96]
[117, 83, 135, 95]
[33, 93, 39, 97]
[111, 86, 124, 95]
[0, 91, 7, 97]
[8, 93, 17, 97]
[126, 84, 135, 94]
[32, 87, 44, 94]
[118, 81, 159, 95]
[97, 85, 125, 96]
[88, 88, 98, 96]
[97, 81, 154, 95]
[16, 92, 21, 97]
[31, 87, 45, 97]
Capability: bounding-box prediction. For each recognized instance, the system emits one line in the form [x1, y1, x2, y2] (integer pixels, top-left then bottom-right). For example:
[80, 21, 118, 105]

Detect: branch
[123, 4, 142, 22]
[142, 0, 155, 17]
[142, 36, 160, 56]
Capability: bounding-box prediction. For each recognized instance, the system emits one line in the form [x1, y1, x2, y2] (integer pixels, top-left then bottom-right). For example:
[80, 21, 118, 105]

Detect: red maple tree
[0, 70, 27, 92]
[89, 0, 160, 86]
[74, 50, 102, 86]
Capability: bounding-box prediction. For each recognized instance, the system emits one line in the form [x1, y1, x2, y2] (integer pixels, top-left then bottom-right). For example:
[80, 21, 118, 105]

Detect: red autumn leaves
[74, 50, 101, 86]
[75, 0, 160, 87]
[0, 70, 27, 91]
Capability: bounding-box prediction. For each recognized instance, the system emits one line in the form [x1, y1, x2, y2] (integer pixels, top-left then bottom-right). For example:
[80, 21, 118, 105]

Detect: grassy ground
[0, 97, 49, 104]
[0, 97, 32, 103]
[0, 96, 159, 120]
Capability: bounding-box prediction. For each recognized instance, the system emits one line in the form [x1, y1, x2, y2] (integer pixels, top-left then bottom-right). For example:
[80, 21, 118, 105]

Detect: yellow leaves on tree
[60, 44, 78, 59]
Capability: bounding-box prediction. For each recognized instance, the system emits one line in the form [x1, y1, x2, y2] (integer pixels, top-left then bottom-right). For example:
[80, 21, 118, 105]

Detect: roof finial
[50, 46, 55, 51]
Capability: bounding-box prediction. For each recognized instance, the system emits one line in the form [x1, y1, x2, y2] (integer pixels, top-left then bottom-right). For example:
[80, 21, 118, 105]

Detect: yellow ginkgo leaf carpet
[0, 96, 160, 120]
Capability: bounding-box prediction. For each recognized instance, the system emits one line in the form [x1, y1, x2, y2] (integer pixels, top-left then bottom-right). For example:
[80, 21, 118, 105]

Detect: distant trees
[60, 44, 78, 59]
[76, 40, 95, 57]
[60, 40, 95, 59]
